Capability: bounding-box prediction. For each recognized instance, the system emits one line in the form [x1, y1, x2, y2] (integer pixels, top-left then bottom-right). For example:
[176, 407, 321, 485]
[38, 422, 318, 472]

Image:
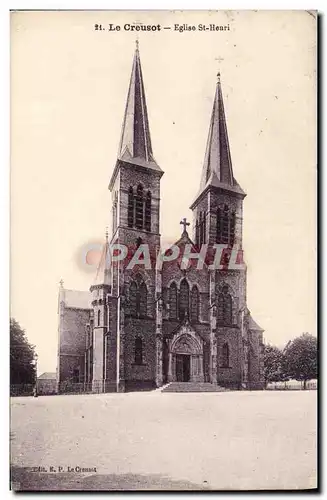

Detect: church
[57, 44, 265, 393]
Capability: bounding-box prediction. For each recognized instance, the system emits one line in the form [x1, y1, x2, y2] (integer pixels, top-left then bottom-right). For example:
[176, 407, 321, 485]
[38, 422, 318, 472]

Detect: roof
[161, 228, 209, 271]
[248, 315, 264, 332]
[191, 73, 245, 206]
[60, 288, 92, 309]
[109, 43, 162, 189]
[93, 235, 111, 287]
[38, 372, 56, 380]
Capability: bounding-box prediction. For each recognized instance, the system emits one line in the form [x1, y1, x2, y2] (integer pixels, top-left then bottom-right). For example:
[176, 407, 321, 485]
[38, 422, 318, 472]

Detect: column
[168, 351, 173, 382]
[87, 349, 91, 386]
[118, 295, 125, 392]
[155, 336, 163, 387]
[200, 354, 204, 382]
[92, 326, 104, 393]
[209, 270, 218, 384]
[241, 310, 248, 389]
[155, 268, 163, 387]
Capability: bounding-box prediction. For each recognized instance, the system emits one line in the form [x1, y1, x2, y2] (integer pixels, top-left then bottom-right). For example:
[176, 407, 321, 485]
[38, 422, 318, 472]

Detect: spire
[201, 73, 233, 188]
[93, 232, 111, 287]
[116, 42, 161, 172]
[191, 73, 245, 207]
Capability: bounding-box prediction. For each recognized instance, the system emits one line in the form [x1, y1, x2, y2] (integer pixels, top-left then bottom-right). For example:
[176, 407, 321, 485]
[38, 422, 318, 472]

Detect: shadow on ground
[11, 466, 209, 491]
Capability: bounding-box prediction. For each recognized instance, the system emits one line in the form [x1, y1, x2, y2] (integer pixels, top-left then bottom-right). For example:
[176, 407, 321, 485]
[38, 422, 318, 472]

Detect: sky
[10, 10, 316, 375]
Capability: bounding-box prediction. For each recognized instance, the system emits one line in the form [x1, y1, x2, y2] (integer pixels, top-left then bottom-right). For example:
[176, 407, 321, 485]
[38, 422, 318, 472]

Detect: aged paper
[10, 10, 317, 491]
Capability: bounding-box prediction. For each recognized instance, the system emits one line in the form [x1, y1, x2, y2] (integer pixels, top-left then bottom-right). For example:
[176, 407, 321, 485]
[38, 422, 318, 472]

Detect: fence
[57, 380, 114, 395]
[10, 380, 116, 396]
[266, 379, 317, 391]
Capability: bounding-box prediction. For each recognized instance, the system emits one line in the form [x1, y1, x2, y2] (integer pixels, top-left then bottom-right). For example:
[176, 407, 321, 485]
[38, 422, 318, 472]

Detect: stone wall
[216, 327, 242, 388]
[58, 306, 90, 383]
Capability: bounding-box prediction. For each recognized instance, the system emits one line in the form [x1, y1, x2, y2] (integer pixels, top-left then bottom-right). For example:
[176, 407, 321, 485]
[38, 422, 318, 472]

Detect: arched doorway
[168, 330, 204, 383]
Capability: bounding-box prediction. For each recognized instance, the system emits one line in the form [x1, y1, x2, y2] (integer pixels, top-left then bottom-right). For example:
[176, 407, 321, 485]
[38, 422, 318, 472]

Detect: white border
[3, 2, 323, 499]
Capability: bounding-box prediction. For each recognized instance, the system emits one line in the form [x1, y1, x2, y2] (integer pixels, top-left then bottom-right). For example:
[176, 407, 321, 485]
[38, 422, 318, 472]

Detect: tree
[263, 344, 286, 386]
[10, 318, 36, 385]
[283, 333, 317, 389]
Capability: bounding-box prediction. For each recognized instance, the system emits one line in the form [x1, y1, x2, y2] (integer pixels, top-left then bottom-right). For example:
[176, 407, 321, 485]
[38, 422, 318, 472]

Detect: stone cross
[59, 279, 64, 288]
[180, 218, 190, 234]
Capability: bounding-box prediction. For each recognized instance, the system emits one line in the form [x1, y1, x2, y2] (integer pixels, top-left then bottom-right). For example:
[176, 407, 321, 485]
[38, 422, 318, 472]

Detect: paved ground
[10, 390, 317, 491]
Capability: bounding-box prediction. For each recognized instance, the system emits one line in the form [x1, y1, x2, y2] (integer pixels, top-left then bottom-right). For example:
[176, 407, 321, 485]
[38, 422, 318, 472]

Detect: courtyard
[10, 390, 317, 491]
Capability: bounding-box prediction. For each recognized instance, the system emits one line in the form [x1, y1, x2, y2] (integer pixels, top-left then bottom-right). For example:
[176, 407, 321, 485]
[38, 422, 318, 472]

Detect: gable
[161, 232, 209, 291]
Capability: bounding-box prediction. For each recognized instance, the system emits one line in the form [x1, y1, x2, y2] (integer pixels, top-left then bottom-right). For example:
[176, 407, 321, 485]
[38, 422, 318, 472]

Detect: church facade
[57, 45, 265, 393]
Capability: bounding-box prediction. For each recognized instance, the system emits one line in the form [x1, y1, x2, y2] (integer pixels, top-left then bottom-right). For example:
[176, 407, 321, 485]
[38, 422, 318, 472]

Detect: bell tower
[190, 72, 246, 250]
[109, 41, 163, 252]
[190, 71, 247, 387]
[108, 42, 164, 391]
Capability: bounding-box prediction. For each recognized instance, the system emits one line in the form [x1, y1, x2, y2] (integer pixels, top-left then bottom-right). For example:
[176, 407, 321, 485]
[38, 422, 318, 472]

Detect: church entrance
[176, 354, 190, 382]
[167, 325, 204, 383]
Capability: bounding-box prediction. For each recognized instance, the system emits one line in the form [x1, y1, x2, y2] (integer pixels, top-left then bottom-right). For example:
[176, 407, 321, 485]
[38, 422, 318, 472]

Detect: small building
[37, 372, 57, 395]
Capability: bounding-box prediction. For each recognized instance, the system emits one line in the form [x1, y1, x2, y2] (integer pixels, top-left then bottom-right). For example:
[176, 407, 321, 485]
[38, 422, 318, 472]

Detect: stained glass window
[222, 343, 230, 367]
[179, 279, 189, 320]
[135, 337, 143, 365]
[169, 282, 178, 320]
[190, 286, 199, 323]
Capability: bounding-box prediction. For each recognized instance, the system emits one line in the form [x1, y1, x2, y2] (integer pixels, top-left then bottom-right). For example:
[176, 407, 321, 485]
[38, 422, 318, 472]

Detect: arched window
[195, 219, 200, 247]
[128, 187, 134, 227]
[97, 309, 101, 326]
[190, 286, 199, 323]
[224, 293, 232, 324]
[201, 211, 206, 244]
[230, 211, 236, 246]
[217, 293, 224, 324]
[138, 282, 147, 318]
[169, 282, 178, 320]
[135, 184, 144, 229]
[216, 207, 222, 243]
[145, 191, 151, 232]
[129, 281, 137, 317]
[135, 337, 143, 365]
[179, 279, 189, 320]
[129, 279, 147, 318]
[217, 287, 233, 326]
[217, 205, 236, 246]
[222, 204, 229, 244]
[222, 343, 230, 368]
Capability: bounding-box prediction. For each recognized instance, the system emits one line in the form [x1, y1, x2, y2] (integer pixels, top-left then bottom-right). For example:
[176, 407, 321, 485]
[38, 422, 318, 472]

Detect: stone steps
[162, 382, 228, 393]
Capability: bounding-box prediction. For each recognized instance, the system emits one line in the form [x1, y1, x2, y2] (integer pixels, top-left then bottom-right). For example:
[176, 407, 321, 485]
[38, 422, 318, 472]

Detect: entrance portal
[176, 354, 190, 382]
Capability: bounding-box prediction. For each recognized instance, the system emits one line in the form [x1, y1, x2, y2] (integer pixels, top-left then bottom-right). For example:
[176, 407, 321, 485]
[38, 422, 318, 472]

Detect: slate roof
[248, 315, 264, 332]
[110, 43, 162, 190]
[191, 73, 245, 207]
[38, 372, 56, 380]
[93, 236, 111, 287]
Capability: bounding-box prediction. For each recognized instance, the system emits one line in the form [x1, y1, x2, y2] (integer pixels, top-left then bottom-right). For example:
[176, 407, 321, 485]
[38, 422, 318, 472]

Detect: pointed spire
[93, 233, 111, 287]
[201, 72, 234, 189]
[117, 43, 161, 171]
[191, 73, 245, 208]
